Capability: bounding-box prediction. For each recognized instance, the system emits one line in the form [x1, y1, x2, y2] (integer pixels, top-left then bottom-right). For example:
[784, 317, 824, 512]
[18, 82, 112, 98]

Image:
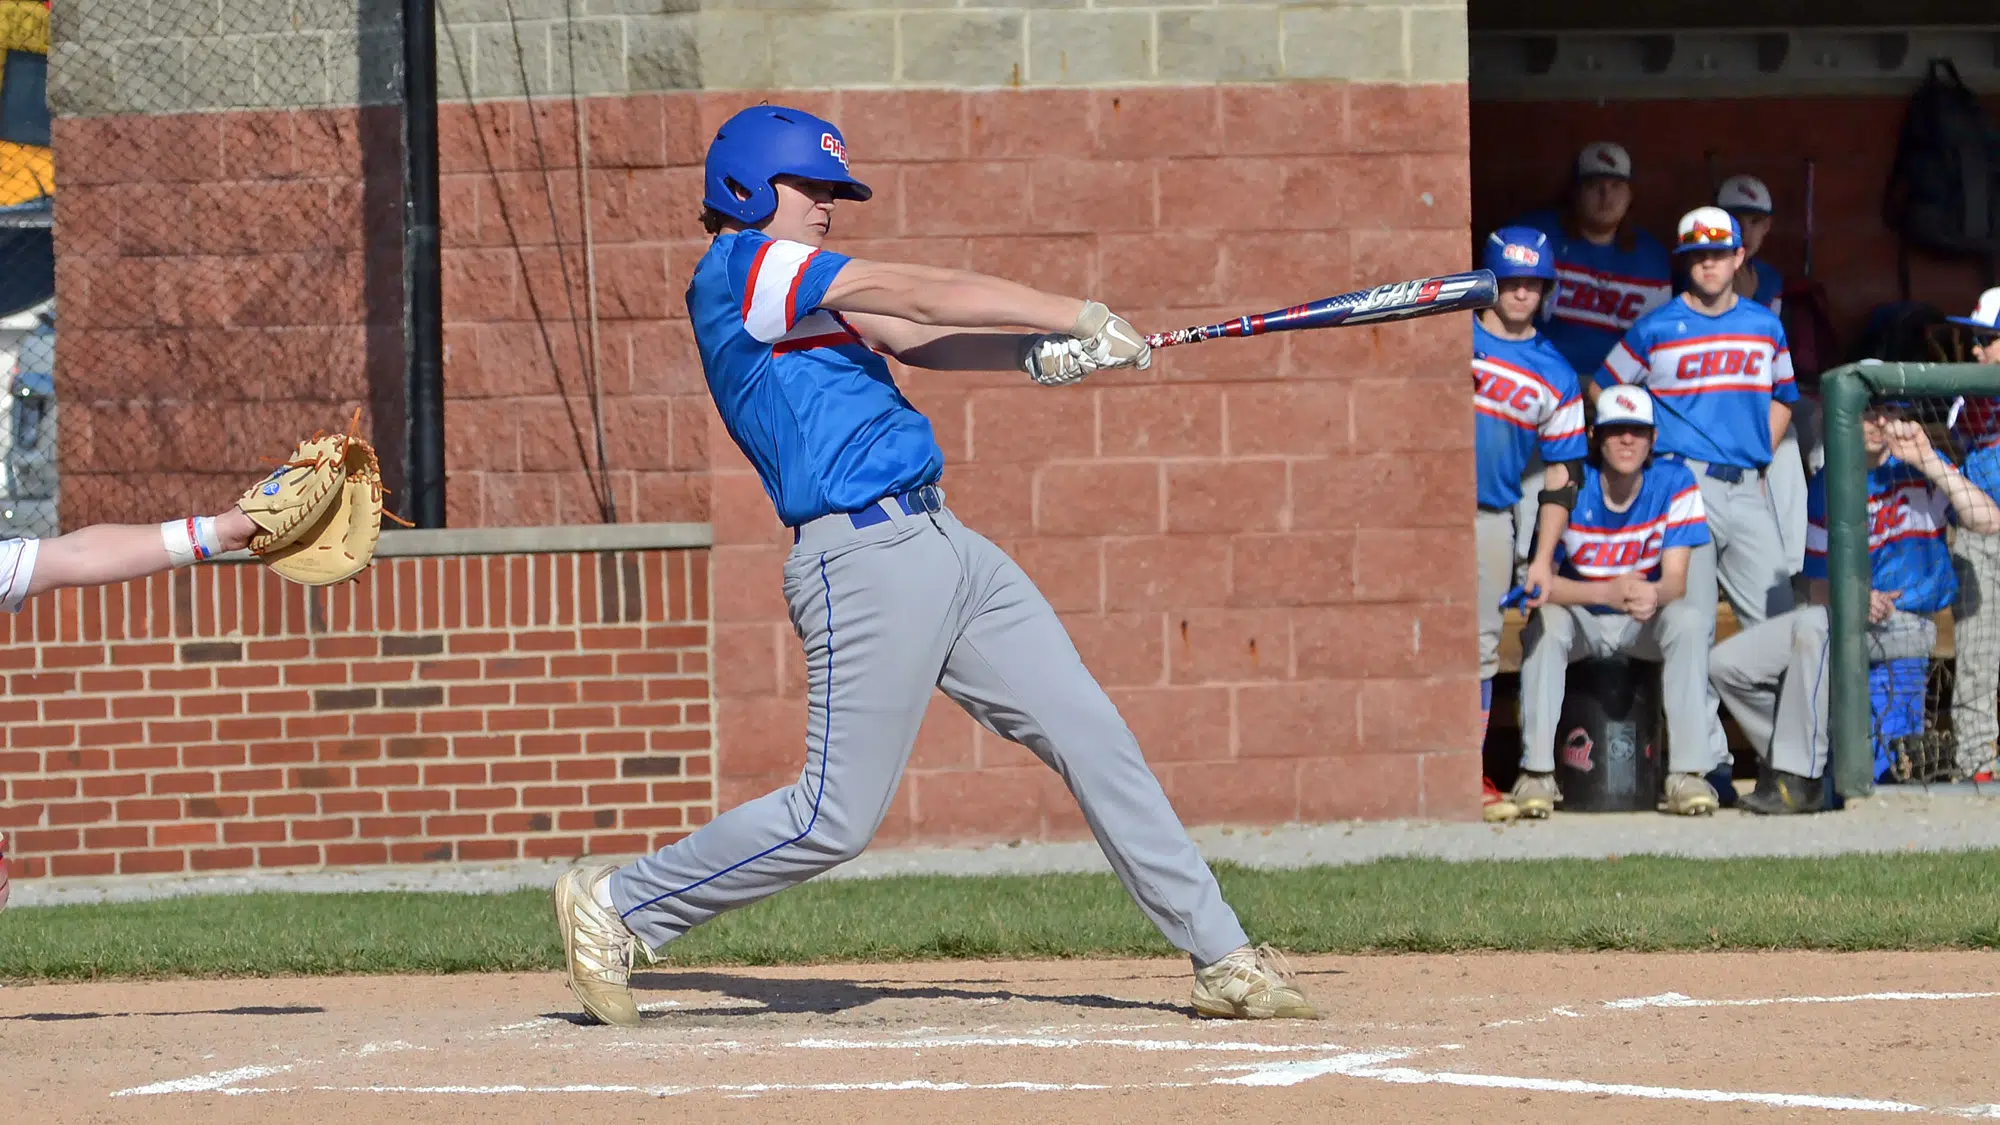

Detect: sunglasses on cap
[1678, 223, 1736, 248]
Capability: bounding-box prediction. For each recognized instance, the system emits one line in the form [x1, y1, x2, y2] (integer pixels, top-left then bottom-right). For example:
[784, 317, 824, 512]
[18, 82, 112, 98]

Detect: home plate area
[8, 953, 1998, 1124]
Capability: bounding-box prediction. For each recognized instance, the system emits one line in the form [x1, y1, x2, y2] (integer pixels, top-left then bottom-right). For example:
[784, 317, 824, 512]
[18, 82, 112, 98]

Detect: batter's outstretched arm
[840, 315, 1030, 372]
[821, 259, 1085, 334]
[26, 509, 256, 598]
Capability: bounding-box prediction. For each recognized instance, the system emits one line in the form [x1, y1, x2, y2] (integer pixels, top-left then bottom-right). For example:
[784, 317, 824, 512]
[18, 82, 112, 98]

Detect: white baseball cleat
[1191, 943, 1320, 1020]
[552, 865, 648, 1027]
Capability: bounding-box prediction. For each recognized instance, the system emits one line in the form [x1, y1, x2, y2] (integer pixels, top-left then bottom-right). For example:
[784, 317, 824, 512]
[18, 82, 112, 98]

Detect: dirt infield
[4, 952, 1997, 1123]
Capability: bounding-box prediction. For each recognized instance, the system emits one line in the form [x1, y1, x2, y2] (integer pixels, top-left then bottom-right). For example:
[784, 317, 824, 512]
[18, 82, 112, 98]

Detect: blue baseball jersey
[1748, 258, 1783, 310]
[1966, 444, 2000, 503]
[1555, 461, 1711, 613]
[1472, 319, 1586, 509]
[686, 230, 943, 527]
[1511, 208, 1674, 375]
[1598, 295, 1799, 470]
[1802, 460, 1958, 615]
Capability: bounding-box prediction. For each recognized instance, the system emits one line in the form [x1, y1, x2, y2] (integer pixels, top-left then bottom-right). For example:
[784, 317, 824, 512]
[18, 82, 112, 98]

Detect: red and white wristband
[160, 516, 222, 568]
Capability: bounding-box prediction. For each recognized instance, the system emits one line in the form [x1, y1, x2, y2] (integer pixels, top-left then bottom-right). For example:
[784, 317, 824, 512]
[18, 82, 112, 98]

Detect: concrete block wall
[40, 0, 1483, 867]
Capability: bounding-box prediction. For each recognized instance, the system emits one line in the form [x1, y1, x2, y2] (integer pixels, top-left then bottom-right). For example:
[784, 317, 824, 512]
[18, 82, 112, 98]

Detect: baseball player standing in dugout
[1711, 397, 2000, 813]
[550, 105, 1316, 1028]
[1943, 289, 2000, 781]
[1511, 387, 1722, 817]
[1471, 226, 1585, 750]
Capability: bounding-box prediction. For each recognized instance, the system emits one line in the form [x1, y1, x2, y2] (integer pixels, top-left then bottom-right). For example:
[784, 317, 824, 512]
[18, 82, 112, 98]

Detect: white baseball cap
[1948, 287, 2000, 336]
[1595, 386, 1655, 428]
[1574, 141, 1632, 181]
[1674, 205, 1742, 255]
[1716, 174, 1773, 214]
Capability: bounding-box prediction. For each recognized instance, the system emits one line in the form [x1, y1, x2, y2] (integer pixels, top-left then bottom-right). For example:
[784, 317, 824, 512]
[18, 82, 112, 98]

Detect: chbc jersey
[686, 230, 943, 527]
[1512, 208, 1673, 375]
[1472, 320, 1586, 510]
[1555, 462, 1711, 613]
[1802, 460, 1957, 614]
[0, 536, 35, 612]
[1598, 296, 1799, 470]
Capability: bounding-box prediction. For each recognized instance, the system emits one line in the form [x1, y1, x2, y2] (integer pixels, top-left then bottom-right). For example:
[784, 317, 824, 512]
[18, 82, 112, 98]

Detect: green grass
[4, 853, 1999, 981]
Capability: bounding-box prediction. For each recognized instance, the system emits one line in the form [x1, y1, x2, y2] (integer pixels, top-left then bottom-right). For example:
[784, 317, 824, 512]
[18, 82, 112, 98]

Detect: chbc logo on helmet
[820, 132, 849, 169]
[1502, 244, 1541, 267]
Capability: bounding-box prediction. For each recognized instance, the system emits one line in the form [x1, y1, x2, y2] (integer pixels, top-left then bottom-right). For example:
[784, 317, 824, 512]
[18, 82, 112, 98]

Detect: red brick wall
[1471, 95, 2000, 351]
[43, 81, 1485, 866]
[0, 549, 713, 878]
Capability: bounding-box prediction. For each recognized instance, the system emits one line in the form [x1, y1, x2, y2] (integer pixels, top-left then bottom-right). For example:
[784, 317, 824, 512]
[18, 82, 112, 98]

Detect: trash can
[1552, 656, 1665, 812]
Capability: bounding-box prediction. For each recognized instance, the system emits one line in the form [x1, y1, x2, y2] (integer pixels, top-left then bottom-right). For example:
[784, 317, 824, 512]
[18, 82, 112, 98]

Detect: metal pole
[403, 0, 446, 528]
[1819, 365, 1872, 799]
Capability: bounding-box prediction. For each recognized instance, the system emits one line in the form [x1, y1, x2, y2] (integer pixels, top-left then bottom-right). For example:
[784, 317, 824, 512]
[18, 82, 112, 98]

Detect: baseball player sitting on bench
[0, 505, 258, 910]
[1711, 399, 2000, 814]
[1471, 225, 1585, 748]
[1511, 386, 1724, 817]
[550, 105, 1316, 1028]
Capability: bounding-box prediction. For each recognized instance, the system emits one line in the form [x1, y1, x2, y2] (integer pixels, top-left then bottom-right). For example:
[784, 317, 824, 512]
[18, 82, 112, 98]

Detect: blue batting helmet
[702, 105, 872, 226]
[1482, 226, 1557, 283]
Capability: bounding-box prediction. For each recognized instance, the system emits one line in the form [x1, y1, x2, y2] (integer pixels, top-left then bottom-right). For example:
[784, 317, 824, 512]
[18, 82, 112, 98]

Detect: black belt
[1658, 453, 1763, 484]
[1477, 504, 1513, 514]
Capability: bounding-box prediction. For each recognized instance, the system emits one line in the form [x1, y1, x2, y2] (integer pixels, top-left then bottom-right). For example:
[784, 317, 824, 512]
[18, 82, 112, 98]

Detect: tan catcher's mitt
[236, 412, 401, 586]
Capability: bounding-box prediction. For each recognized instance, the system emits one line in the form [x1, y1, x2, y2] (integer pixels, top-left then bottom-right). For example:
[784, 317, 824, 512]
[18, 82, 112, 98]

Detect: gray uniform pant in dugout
[1710, 605, 1936, 779]
[607, 499, 1250, 966]
[1951, 530, 2000, 774]
[1517, 571, 1722, 775]
[1477, 508, 1517, 682]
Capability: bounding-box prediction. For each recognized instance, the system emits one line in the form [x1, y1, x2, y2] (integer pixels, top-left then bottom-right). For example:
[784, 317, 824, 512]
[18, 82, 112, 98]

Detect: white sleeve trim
[743, 240, 820, 345]
[0, 537, 38, 613]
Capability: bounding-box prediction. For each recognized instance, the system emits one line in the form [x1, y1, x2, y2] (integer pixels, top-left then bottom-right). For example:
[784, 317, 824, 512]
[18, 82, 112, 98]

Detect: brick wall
[1471, 95, 2000, 352]
[0, 546, 714, 878]
[29, 0, 1488, 880]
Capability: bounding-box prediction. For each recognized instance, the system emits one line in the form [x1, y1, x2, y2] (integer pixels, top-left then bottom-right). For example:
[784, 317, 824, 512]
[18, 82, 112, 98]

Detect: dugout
[1466, 0, 2000, 786]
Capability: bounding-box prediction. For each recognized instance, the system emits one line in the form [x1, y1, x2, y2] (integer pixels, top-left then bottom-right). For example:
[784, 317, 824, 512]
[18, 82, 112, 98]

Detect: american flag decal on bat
[1144, 269, 1498, 349]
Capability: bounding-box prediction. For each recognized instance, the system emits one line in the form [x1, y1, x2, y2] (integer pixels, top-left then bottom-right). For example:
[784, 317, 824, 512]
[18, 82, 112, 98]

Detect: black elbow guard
[1538, 480, 1581, 512]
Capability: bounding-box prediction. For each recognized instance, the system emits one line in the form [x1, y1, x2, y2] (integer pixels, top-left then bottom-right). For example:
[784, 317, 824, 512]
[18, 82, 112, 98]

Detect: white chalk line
[1209, 1051, 2000, 1119]
[213, 1080, 1181, 1097]
[1604, 990, 2000, 1010]
[1485, 988, 2000, 1028]
[112, 1066, 292, 1097]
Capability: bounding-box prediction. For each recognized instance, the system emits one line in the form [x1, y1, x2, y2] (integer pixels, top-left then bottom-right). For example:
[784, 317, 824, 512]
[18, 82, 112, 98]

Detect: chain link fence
[15, 0, 407, 537]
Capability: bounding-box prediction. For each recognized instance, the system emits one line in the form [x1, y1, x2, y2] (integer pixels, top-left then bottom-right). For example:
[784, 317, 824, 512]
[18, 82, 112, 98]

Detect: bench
[1493, 603, 1956, 674]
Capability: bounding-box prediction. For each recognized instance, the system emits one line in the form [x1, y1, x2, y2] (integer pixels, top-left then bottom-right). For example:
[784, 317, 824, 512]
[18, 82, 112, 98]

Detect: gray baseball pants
[1679, 460, 1798, 626]
[1477, 508, 1516, 682]
[1711, 605, 1935, 779]
[1517, 545, 1724, 775]
[1952, 530, 2000, 775]
[606, 498, 1250, 966]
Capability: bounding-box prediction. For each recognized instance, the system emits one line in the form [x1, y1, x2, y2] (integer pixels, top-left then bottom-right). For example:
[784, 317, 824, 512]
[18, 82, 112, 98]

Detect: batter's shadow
[547, 970, 1194, 1021]
[1, 1004, 324, 1022]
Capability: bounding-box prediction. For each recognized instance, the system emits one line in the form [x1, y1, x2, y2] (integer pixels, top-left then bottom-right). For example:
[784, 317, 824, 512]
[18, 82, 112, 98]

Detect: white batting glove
[1020, 334, 1092, 386]
[1072, 301, 1151, 370]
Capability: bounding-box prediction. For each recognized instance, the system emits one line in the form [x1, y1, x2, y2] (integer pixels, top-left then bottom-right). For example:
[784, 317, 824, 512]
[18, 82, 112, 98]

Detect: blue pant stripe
[622, 554, 835, 918]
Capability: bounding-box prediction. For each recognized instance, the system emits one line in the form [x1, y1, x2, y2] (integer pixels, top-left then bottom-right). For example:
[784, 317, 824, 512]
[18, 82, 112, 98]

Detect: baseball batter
[550, 105, 1316, 1027]
[1711, 399, 2000, 813]
[1946, 289, 2000, 781]
[1511, 387, 1724, 817]
[1472, 226, 1585, 746]
[1512, 142, 1674, 377]
[0, 505, 258, 910]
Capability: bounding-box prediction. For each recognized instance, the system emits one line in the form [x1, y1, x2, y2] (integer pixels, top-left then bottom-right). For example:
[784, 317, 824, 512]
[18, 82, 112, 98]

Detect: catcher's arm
[25, 507, 255, 598]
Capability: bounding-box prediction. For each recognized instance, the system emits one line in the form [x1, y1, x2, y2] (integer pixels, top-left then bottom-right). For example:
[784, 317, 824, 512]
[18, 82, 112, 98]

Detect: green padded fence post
[1819, 364, 1873, 799]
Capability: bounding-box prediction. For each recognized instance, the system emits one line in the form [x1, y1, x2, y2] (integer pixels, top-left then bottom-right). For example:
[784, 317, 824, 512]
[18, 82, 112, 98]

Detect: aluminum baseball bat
[1143, 269, 1498, 350]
